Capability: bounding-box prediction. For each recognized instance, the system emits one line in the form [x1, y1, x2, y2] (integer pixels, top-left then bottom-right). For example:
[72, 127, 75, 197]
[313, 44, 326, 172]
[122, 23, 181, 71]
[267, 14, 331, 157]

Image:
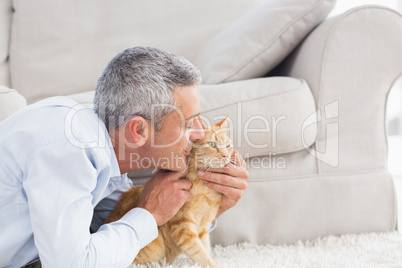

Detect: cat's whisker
[202, 166, 211, 172]
[204, 166, 212, 173]
[229, 160, 238, 166]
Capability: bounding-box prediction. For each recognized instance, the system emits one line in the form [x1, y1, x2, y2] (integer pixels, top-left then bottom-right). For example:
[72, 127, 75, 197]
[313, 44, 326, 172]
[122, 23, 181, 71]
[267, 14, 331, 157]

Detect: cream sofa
[1, 0, 402, 247]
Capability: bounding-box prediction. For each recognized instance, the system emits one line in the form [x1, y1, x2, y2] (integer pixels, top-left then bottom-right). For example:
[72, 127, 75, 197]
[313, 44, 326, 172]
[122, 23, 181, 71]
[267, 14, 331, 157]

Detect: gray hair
[93, 46, 201, 131]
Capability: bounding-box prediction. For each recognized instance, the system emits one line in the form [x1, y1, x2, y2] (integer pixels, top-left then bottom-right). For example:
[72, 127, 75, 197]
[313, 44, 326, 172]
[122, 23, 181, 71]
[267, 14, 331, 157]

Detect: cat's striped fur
[104, 116, 233, 267]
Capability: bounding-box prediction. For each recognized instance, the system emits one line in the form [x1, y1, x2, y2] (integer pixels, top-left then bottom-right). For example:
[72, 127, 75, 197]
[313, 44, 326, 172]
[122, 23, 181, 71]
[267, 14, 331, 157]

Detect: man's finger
[228, 150, 245, 167]
[177, 178, 193, 191]
[204, 163, 249, 179]
[198, 171, 247, 190]
[183, 190, 193, 202]
[204, 179, 243, 200]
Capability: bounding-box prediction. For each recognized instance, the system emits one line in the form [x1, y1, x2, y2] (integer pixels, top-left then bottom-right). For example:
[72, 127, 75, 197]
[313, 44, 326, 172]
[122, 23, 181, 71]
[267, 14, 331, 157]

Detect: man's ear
[128, 116, 148, 147]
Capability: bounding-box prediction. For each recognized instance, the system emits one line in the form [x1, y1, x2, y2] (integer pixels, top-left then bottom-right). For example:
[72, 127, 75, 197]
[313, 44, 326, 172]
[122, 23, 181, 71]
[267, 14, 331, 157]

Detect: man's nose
[189, 118, 205, 141]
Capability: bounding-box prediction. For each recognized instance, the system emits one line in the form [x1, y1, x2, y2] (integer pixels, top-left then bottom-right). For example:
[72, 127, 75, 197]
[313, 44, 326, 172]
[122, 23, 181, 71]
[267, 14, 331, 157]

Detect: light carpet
[130, 232, 402, 268]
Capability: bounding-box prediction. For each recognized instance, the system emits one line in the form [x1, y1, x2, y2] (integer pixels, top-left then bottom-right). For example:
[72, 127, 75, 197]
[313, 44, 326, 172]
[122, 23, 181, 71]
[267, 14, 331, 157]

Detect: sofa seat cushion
[68, 77, 317, 182]
[0, 86, 27, 122]
[195, 0, 336, 84]
[199, 77, 317, 158]
[68, 77, 318, 159]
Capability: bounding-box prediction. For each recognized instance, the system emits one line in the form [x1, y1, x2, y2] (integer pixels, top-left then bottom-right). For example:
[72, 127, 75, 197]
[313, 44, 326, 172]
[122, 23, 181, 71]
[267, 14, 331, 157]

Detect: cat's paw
[205, 259, 217, 268]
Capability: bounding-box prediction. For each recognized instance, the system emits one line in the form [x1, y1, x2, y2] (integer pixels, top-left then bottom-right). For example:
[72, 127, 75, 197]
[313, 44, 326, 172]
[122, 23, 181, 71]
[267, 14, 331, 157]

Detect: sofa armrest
[275, 6, 402, 174]
[0, 85, 27, 122]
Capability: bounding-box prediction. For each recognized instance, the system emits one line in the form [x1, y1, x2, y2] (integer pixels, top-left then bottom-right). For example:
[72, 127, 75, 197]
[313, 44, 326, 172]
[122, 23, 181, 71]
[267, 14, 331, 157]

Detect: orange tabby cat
[104, 115, 233, 267]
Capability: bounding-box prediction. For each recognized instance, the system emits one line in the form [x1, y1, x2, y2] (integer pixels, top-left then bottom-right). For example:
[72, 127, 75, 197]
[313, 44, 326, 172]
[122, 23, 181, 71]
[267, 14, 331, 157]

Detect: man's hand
[197, 151, 248, 219]
[137, 169, 193, 226]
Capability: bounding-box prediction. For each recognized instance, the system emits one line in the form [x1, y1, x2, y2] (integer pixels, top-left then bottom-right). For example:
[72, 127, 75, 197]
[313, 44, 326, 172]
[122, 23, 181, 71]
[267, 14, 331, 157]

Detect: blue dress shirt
[0, 97, 158, 268]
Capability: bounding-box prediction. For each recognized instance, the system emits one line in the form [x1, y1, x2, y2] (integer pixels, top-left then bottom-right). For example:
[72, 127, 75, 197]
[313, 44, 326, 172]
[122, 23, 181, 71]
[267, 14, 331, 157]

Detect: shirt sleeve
[210, 220, 218, 232]
[90, 175, 133, 233]
[24, 141, 158, 268]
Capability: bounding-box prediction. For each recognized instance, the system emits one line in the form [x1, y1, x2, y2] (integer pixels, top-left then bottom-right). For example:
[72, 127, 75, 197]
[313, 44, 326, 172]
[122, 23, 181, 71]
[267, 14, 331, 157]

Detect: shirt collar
[95, 110, 123, 178]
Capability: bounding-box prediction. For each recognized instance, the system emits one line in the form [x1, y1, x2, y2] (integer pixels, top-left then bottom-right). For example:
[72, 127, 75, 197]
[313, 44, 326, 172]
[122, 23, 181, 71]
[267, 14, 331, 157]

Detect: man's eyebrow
[185, 113, 200, 121]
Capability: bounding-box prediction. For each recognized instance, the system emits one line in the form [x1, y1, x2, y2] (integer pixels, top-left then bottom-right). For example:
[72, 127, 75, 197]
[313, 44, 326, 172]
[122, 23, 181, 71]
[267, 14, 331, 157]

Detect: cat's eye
[207, 142, 216, 148]
[226, 143, 231, 148]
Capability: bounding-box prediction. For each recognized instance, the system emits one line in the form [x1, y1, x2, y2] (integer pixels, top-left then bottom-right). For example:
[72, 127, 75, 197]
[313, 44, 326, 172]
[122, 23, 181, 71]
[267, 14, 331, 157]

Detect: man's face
[146, 85, 204, 171]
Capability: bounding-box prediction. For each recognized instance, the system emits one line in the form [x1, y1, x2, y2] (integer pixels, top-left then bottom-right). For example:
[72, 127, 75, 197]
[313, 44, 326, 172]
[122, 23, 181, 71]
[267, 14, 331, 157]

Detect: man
[0, 47, 248, 267]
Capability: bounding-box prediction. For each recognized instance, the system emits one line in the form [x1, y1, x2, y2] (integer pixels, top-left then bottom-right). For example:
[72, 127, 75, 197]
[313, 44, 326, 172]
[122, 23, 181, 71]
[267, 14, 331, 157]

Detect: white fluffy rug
[130, 232, 402, 268]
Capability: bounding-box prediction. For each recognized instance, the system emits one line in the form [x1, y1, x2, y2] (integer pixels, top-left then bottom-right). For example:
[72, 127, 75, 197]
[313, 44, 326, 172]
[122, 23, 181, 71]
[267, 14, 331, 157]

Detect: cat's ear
[215, 114, 230, 128]
[198, 116, 207, 129]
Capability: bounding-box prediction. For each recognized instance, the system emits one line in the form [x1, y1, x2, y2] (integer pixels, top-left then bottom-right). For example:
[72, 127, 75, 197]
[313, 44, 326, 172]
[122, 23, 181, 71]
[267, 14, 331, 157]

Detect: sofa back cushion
[195, 0, 336, 84]
[0, 85, 27, 122]
[9, 0, 265, 103]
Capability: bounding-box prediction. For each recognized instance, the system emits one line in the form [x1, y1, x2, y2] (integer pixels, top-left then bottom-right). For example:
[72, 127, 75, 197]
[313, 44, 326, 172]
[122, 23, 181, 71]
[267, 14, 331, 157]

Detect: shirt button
[111, 177, 119, 181]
